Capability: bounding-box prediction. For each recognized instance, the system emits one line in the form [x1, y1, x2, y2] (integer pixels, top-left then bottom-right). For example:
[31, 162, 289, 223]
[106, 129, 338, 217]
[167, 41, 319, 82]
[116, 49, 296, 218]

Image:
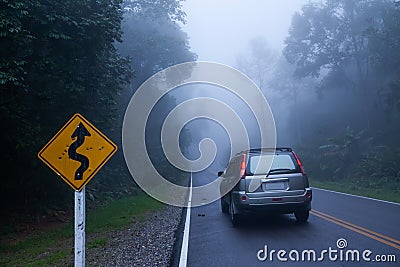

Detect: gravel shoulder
[86, 205, 183, 267]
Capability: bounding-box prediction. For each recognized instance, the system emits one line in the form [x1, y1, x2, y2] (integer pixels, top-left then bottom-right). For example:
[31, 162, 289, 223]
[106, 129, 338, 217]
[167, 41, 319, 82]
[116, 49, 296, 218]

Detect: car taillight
[239, 154, 246, 178]
[292, 151, 306, 175]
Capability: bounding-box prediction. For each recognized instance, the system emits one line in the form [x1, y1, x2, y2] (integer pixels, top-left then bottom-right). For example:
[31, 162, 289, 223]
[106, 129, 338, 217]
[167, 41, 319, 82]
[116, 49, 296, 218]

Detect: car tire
[229, 199, 241, 227]
[294, 210, 309, 223]
[221, 198, 229, 214]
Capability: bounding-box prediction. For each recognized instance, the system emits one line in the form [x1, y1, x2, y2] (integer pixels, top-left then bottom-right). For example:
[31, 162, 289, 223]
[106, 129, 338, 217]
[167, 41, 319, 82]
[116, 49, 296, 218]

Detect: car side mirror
[218, 171, 224, 177]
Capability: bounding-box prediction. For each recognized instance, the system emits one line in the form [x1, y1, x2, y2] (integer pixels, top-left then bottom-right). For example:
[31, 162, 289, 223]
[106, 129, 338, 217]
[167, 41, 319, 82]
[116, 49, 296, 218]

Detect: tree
[0, 0, 131, 214]
[281, 0, 400, 188]
[283, 0, 400, 129]
[236, 37, 278, 91]
[122, 0, 186, 24]
[269, 57, 319, 145]
[116, 1, 197, 186]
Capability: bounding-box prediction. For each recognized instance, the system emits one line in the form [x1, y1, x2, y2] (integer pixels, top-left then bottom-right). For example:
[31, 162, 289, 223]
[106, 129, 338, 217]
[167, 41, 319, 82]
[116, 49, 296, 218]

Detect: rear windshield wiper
[268, 168, 296, 174]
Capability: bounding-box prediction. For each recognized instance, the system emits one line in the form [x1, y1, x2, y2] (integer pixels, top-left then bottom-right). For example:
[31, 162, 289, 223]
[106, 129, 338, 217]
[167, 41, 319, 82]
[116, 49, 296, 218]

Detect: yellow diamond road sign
[38, 114, 117, 191]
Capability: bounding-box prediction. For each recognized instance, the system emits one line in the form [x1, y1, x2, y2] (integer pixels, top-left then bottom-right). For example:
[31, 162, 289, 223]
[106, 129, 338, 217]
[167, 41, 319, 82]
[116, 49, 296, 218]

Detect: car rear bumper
[231, 188, 312, 215]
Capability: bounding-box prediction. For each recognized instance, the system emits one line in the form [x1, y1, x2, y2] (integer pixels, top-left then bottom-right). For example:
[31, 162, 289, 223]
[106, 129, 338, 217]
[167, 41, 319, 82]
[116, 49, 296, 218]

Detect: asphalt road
[179, 171, 400, 267]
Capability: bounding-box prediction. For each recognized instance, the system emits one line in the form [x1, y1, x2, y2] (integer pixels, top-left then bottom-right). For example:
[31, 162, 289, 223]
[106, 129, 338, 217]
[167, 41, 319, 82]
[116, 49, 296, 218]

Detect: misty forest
[238, 0, 400, 200]
[1, 0, 399, 230]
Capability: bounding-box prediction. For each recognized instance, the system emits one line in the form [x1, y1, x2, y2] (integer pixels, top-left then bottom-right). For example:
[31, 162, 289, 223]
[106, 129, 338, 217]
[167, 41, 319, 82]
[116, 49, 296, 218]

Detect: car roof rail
[237, 147, 293, 155]
[275, 147, 293, 152]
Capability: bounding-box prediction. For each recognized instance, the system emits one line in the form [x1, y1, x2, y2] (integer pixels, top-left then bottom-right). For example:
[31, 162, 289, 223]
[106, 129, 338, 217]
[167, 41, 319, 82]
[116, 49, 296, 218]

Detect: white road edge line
[312, 187, 400, 206]
[179, 174, 193, 267]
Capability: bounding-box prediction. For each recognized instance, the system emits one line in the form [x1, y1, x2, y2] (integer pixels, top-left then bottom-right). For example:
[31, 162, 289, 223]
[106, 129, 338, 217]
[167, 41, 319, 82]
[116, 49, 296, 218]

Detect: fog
[0, 0, 400, 245]
[1, 0, 399, 248]
[173, 1, 308, 169]
[181, 0, 307, 65]
[171, 0, 400, 188]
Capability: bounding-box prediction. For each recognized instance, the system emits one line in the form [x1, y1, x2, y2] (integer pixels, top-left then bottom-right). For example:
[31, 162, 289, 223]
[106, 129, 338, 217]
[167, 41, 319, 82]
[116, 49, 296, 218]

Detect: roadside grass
[87, 237, 108, 249]
[0, 193, 163, 266]
[86, 193, 163, 232]
[310, 180, 400, 203]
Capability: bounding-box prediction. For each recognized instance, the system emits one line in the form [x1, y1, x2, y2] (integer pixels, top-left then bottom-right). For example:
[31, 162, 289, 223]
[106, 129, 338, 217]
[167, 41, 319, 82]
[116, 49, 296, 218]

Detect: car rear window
[248, 154, 296, 175]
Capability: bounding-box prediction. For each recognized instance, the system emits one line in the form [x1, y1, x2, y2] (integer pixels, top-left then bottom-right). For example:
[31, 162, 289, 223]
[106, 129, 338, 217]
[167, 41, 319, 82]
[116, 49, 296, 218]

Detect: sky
[181, 0, 308, 66]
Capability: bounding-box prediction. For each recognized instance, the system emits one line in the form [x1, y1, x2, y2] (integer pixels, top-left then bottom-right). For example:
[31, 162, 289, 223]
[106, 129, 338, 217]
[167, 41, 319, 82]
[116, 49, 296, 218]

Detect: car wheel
[294, 210, 309, 223]
[229, 199, 241, 226]
[221, 198, 229, 214]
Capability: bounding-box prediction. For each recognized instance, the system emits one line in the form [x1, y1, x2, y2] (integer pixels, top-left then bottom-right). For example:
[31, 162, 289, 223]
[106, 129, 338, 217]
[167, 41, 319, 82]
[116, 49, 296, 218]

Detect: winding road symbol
[68, 122, 91, 180]
[38, 113, 117, 191]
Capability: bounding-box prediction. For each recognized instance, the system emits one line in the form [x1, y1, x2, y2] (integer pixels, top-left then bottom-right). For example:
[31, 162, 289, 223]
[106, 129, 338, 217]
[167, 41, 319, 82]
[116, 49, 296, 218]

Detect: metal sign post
[74, 188, 86, 267]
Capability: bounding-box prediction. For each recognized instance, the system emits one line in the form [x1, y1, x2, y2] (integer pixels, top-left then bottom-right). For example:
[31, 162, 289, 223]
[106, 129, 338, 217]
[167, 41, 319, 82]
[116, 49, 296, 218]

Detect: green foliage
[284, 0, 396, 79]
[115, 2, 196, 187]
[356, 146, 400, 181]
[317, 126, 365, 178]
[0, 0, 133, 216]
[122, 0, 187, 23]
[283, 0, 400, 123]
[311, 180, 400, 203]
[87, 237, 108, 249]
[86, 194, 163, 232]
[118, 6, 196, 88]
[281, 0, 400, 198]
[0, 194, 161, 266]
[299, 125, 400, 202]
[0, 0, 196, 226]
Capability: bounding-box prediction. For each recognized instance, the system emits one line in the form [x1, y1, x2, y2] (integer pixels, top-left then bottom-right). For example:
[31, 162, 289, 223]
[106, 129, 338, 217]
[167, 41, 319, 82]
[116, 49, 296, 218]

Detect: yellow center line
[312, 209, 400, 245]
[310, 210, 400, 250]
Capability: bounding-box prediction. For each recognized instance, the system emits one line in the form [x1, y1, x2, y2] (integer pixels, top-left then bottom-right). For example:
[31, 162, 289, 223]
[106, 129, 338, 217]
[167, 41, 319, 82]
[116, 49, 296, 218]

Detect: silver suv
[219, 148, 312, 226]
